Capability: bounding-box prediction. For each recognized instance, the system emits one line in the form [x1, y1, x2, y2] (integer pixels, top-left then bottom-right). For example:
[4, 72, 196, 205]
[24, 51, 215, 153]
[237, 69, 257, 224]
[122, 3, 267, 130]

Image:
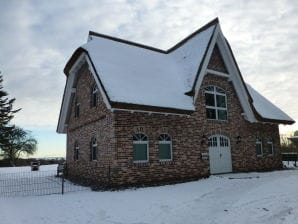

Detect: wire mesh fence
[0, 168, 88, 197]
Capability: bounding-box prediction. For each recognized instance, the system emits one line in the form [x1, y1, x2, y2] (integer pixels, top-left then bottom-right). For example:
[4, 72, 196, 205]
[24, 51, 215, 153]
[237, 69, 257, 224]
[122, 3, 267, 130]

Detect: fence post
[62, 174, 64, 195]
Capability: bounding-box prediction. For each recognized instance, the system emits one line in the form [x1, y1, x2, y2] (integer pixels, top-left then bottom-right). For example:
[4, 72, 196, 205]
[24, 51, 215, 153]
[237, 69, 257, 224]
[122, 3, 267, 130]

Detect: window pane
[268, 143, 273, 154]
[133, 133, 148, 141]
[75, 104, 80, 117]
[216, 87, 225, 94]
[133, 144, 148, 161]
[256, 144, 262, 155]
[206, 108, 216, 119]
[92, 94, 97, 107]
[92, 146, 97, 160]
[205, 93, 215, 106]
[216, 95, 226, 108]
[217, 110, 227, 120]
[159, 144, 171, 160]
[205, 86, 214, 91]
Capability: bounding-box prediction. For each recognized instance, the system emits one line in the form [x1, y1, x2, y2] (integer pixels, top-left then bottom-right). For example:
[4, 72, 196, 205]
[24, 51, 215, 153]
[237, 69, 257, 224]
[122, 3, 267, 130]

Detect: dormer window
[205, 86, 227, 120]
[91, 84, 99, 107]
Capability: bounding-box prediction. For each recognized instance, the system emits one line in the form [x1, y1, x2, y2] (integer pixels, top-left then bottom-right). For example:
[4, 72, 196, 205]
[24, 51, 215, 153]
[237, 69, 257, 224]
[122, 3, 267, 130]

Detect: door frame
[208, 134, 232, 174]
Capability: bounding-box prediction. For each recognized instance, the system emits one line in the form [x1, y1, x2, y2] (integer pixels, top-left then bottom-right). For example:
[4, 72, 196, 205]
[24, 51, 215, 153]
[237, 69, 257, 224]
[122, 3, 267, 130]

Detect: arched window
[256, 137, 263, 156]
[132, 133, 148, 163]
[158, 134, 172, 161]
[267, 138, 274, 155]
[205, 86, 227, 120]
[91, 84, 99, 107]
[90, 137, 97, 161]
[74, 98, 80, 118]
[74, 141, 79, 161]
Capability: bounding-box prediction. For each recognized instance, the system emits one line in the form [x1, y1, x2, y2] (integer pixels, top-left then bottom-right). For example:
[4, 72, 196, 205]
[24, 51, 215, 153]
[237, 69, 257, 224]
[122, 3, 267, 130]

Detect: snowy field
[0, 166, 298, 224]
[0, 165, 87, 197]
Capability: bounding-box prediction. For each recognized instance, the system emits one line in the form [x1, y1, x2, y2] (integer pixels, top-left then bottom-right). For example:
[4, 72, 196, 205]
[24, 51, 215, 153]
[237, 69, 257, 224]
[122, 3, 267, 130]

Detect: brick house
[57, 18, 294, 188]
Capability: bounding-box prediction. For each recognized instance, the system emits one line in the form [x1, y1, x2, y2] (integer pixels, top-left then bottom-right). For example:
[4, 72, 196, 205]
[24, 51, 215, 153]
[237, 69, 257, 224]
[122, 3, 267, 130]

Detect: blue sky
[0, 0, 297, 157]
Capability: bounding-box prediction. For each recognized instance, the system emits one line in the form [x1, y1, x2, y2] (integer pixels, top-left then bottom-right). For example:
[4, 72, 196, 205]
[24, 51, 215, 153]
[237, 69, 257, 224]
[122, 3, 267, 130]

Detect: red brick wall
[65, 50, 282, 188]
[207, 44, 228, 73]
[110, 73, 281, 187]
[66, 63, 116, 186]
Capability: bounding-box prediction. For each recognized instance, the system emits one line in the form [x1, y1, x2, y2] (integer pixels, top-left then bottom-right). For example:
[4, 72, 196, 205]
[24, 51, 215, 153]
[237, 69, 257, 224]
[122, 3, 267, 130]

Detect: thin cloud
[0, 0, 297, 131]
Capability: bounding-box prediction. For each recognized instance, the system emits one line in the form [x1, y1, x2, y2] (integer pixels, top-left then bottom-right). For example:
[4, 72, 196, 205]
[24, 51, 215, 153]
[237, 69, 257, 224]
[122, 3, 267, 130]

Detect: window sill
[159, 160, 174, 165]
[159, 159, 172, 162]
[207, 119, 228, 122]
[256, 155, 263, 158]
[133, 160, 149, 164]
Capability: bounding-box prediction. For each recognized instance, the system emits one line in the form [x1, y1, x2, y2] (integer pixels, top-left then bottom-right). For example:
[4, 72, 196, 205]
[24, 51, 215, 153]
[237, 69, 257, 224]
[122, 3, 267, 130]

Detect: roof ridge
[88, 17, 219, 54]
[167, 17, 219, 53]
[89, 31, 166, 53]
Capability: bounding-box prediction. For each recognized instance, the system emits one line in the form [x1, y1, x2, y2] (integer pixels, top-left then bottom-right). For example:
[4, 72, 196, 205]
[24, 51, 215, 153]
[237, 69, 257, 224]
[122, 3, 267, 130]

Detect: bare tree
[0, 127, 37, 166]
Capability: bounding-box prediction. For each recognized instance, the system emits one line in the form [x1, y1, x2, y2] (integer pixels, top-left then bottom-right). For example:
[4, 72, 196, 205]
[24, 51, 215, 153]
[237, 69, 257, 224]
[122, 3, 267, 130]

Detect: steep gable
[207, 44, 228, 73]
[57, 18, 294, 133]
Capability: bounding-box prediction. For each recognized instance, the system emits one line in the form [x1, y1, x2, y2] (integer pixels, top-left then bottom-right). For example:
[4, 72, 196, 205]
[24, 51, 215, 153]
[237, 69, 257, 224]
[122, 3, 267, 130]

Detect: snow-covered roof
[81, 24, 215, 111]
[57, 18, 294, 134]
[246, 84, 294, 123]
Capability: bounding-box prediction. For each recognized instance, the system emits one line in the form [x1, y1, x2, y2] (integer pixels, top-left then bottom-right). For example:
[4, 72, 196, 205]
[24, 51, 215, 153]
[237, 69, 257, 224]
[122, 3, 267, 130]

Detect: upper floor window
[256, 137, 263, 156]
[90, 137, 97, 161]
[158, 134, 172, 161]
[205, 86, 227, 120]
[74, 141, 79, 161]
[133, 133, 148, 163]
[267, 138, 274, 155]
[91, 84, 99, 107]
[74, 98, 80, 118]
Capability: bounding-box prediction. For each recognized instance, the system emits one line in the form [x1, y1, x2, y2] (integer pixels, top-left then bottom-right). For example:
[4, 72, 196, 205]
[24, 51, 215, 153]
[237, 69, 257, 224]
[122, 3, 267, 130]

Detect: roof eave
[110, 102, 194, 115]
[64, 47, 86, 76]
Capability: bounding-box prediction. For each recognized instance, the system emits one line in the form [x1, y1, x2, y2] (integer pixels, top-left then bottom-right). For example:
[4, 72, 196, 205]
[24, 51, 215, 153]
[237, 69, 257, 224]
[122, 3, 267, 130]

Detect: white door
[208, 135, 232, 174]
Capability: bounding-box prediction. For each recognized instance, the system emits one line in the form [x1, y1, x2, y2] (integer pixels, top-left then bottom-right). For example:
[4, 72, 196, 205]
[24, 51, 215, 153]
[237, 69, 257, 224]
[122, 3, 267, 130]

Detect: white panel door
[208, 135, 232, 174]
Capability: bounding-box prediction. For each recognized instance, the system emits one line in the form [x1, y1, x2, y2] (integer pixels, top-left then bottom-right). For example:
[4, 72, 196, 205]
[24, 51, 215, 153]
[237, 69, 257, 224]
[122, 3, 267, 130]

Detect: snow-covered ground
[0, 166, 298, 224]
[0, 165, 86, 197]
